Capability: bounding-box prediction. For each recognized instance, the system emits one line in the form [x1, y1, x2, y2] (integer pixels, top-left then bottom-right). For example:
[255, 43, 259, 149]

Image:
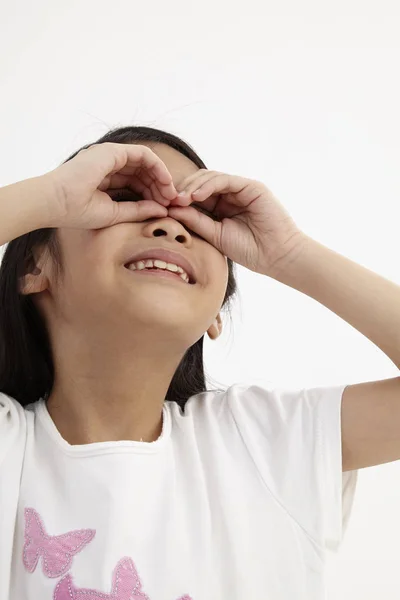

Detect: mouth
[124, 265, 195, 285]
[123, 249, 197, 284]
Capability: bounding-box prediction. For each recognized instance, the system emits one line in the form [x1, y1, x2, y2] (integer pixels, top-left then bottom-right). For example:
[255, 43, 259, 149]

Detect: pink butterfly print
[53, 556, 193, 600]
[23, 507, 96, 578]
[53, 557, 149, 600]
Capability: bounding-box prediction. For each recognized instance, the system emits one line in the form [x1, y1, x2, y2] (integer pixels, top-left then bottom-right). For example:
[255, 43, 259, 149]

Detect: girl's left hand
[167, 170, 309, 278]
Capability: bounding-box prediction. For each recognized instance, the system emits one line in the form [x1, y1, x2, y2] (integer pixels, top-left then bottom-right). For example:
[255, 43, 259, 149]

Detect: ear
[206, 313, 223, 340]
[19, 247, 51, 296]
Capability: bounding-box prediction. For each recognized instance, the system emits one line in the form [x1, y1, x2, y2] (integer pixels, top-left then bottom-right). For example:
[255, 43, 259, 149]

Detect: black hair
[0, 125, 237, 410]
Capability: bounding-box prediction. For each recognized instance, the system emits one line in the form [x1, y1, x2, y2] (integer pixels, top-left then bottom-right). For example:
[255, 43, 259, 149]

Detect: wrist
[266, 233, 315, 283]
[0, 174, 64, 246]
[29, 172, 67, 229]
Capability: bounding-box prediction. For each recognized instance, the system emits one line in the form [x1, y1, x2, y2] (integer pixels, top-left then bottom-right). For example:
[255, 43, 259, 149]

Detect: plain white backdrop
[1, 1, 400, 597]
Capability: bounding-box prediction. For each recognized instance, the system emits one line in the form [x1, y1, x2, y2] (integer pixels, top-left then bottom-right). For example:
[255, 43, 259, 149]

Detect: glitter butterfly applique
[53, 557, 148, 600]
[53, 556, 193, 600]
[23, 507, 96, 578]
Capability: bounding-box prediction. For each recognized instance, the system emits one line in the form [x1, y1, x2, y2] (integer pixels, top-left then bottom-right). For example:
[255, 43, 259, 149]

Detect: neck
[46, 333, 186, 445]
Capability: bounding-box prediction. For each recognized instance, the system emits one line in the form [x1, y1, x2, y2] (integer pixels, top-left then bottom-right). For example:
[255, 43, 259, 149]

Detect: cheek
[220, 268, 230, 301]
[207, 258, 229, 305]
[62, 261, 103, 301]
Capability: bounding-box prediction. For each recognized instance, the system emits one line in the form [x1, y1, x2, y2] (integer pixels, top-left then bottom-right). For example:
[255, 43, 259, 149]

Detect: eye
[109, 189, 142, 202]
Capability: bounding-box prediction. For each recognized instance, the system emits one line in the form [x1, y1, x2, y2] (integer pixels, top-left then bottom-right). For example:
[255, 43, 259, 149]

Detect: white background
[1, 1, 400, 597]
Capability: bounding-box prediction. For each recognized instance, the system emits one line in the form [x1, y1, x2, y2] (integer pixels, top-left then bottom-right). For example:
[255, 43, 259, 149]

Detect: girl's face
[32, 143, 229, 352]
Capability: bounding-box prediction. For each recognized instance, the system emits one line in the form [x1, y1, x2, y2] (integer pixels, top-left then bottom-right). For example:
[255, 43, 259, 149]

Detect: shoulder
[0, 392, 30, 466]
[166, 380, 347, 444]
[0, 391, 27, 426]
[166, 381, 309, 429]
[169, 380, 342, 415]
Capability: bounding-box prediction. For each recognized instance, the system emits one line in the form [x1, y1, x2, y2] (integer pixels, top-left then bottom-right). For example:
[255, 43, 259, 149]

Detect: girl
[0, 125, 361, 599]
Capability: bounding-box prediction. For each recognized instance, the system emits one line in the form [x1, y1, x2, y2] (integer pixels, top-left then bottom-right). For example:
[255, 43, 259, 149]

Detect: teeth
[127, 259, 190, 283]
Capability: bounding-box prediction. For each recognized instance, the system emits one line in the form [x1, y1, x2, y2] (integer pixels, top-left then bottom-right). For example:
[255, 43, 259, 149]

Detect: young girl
[0, 125, 368, 599]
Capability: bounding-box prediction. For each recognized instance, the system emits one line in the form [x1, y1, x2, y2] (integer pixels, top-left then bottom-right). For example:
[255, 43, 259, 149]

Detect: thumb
[168, 206, 222, 250]
[111, 200, 168, 225]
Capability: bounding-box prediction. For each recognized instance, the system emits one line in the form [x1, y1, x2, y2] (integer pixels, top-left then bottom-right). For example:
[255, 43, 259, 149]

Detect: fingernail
[177, 191, 186, 197]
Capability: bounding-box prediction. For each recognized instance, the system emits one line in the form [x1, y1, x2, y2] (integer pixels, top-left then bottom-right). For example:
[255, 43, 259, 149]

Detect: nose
[142, 216, 193, 245]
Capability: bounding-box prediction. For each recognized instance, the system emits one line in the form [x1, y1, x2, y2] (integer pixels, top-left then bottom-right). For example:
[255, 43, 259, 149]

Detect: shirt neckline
[35, 398, 171, 456]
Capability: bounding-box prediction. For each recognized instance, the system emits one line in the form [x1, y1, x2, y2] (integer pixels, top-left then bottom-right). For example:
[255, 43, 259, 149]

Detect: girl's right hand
[46, 142, 177, 230]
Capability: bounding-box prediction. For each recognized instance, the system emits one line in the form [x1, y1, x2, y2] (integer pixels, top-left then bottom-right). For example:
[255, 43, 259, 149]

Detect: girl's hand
[46, 143, 176, 230]
[167, 170, 308, 278]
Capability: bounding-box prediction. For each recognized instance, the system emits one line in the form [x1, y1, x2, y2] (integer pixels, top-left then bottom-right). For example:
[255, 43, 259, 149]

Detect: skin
[20, 143, 229, 444]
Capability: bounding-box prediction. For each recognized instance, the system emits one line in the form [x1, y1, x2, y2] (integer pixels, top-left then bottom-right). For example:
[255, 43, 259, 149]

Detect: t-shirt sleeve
[0, 392, 26, 468]
[225, 382, 358, 554]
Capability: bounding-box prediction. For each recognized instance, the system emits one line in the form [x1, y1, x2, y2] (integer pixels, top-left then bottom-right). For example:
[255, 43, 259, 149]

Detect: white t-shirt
[0, 382, 358, 600]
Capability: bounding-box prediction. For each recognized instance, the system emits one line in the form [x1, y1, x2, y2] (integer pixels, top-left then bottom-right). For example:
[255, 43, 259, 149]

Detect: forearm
[0, 175, 57, 247]
[273, 235, 400, 370]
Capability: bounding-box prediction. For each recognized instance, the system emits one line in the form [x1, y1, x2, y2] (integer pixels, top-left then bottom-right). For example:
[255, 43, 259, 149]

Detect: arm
[0, 175, 57, 247]
[274, 236, 400, 471]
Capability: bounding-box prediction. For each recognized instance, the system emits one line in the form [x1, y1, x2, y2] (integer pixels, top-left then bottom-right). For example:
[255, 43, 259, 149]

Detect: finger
[175, 169, 209, 192]
[142, 187, 153, 200]
[155, 179, 178, 202]
[167, 206, 222, 250]
[101, 173, 175, 207]
[112, 199, 168, 225]
[105, 144, 177, 202]
[104, 174, 147, 193]
[148, 180, 170, 206]
[119, 171, 177, 204]
[130, 167, 177, 203]
[122, 144, 174, 186]
[114, 166, 154, 188]
[194, 175, 255, 209]
[190, 174, 231, 201]
[123, 169, 153, 188]
[115, 171, 176, 205]
[185, 173, 250, 205]
[172, 173, 215, 206]
[172, 170, 210, 205]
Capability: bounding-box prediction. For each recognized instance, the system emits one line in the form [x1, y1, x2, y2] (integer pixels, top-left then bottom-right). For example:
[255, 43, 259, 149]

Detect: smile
[125, 266, 192, 284]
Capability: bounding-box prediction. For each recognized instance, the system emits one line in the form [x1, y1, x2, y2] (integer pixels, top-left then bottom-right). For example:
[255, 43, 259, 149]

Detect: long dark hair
[0, 126, 237, 410]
